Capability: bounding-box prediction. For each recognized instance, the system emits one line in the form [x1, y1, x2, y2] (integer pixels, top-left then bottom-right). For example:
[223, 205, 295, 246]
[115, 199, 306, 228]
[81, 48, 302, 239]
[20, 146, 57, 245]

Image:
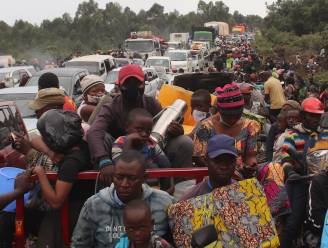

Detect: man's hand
[10, 132, 32, 155]
[32, 165, 45, 176]
[99, 166, 114, 186]
[14, 172, 34, 194]
[167, 121, 184, 137]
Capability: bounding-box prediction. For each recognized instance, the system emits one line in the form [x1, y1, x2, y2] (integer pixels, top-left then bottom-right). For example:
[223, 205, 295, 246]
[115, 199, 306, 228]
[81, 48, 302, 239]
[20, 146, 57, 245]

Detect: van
[167, 50, 193, 73]
[64, 55, 115, 80]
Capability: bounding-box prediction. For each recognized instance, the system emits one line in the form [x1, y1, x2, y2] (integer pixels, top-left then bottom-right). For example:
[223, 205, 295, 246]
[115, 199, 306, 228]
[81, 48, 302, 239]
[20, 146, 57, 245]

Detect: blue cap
[207, 134, 238, 159]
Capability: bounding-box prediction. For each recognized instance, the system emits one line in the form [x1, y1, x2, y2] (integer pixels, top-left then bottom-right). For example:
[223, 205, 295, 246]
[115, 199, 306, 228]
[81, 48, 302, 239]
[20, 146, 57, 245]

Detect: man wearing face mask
[191, 82, 261, 180]
[77, 75, 105, 123]
[87, 64, 192, 184]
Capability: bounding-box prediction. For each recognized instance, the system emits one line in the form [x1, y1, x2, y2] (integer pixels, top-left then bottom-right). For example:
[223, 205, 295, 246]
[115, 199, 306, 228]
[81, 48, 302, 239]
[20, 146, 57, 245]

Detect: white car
[167, 50, 193, 73]
[64, 55, 115, 81]
[167, 41, 182, 50]
[0, 66, 36, 88]
[145, 56, 171, 72]
[191, 53, 205, 71]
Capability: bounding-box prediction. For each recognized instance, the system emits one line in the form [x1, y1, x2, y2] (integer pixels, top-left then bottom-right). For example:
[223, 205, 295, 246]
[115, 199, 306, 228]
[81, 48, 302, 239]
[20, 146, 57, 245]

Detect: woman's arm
[31, 136, 64, 164]
[0, 173, 33, 210]
[33, 165, 73, 209]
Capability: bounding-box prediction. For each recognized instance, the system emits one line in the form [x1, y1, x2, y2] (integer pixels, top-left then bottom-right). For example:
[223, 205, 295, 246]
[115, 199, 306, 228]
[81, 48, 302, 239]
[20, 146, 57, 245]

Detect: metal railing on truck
[14, 167, 208, 248]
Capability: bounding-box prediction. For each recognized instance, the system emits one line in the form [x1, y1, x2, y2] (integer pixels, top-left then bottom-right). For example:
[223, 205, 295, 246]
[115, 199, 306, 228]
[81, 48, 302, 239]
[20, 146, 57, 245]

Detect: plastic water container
[0, 167, 30, 212]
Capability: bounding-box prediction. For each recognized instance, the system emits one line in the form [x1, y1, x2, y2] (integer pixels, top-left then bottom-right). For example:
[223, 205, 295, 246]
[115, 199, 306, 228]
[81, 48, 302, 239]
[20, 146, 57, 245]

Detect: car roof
[109, 67, 151, 73]
[68, 54, 114, 63]
[167, 49, 188, 53]
[147, 56, 170, 60]
[142, 66, 156, 72]
[0, 66, 35, 73]
[114, 58, 130, 61]
[34, 68, 88, 77]
[0, 86, 39, 94]
[126, 38, 153, 41]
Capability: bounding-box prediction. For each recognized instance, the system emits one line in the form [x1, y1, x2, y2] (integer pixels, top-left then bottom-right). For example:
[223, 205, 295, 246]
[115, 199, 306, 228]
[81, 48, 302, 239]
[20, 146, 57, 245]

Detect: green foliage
[0, 0, 264, 61]
[314, 71, 328, 85]
[265, 0, 328, 35]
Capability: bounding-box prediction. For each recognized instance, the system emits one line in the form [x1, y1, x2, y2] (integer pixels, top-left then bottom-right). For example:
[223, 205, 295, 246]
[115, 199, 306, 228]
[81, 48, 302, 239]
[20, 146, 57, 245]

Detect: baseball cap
[207, 134, 238, 159]
[29, 88, 65, 111]
[80, 75, 104, 94]
[118, 64, 144, 85]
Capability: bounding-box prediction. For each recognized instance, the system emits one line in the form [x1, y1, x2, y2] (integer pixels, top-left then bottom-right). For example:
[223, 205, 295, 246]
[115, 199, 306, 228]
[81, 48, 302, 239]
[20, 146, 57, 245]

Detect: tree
[0, 0, 267, 60]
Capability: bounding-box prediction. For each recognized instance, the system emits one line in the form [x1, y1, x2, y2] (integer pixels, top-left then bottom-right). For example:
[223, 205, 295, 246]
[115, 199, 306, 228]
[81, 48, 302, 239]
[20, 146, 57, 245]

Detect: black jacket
[308, 172, 328, 234]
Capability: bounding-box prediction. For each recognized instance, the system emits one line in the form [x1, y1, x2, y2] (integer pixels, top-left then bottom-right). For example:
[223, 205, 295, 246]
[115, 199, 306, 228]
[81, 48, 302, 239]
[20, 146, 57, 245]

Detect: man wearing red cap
[87, 65, 193, 183]
[279, 97, 325, 247]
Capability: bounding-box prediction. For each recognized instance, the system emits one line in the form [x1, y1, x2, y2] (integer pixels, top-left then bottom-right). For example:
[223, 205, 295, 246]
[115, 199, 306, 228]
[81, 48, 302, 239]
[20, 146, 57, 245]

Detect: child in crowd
[112, 108, 171, 190]
[77, 75, 105, 122]
[115, 200, 173, 248]
[190, 89, 212, 122]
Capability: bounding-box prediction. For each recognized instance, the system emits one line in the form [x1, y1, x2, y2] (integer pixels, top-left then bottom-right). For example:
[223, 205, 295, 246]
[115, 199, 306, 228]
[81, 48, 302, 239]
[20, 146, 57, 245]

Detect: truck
[204, 21, 229, 36]
[191, 26, 215, 42]
[232, 24, 247, 33]
[124, 31, 163, 60]
[169, 33, 189, 48]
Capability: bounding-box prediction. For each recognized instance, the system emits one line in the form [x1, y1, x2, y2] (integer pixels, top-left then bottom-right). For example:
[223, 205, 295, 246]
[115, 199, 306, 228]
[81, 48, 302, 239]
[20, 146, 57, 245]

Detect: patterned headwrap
[215, 82, 244, 115]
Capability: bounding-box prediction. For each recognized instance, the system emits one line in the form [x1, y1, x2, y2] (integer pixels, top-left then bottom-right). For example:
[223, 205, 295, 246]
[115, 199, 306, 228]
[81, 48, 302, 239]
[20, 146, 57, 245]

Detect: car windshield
[105, 70, 119, 84]
[145, 59, 170, 68]
[115, 59, 130, 67]
[168, 52, 187, 61]
[0, 73, 8, 81]
[27, 76, 72, 94]
[125, 40, 154, 53]
[0, 93, 36, 118]
[65, 61, 99, 75]
[168, 43, 180, 49]
[194, 32, 212, 41]
[132, 59, 144, 66]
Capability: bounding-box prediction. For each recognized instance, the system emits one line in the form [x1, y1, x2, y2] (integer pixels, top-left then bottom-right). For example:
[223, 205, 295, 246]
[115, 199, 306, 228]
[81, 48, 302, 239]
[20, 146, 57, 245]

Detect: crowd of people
[0, 35, 327, 248]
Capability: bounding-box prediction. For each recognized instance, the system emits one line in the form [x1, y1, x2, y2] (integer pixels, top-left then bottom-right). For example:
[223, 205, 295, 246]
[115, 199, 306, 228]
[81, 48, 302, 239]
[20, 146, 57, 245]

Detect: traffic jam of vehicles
[0, 19, 327, 248]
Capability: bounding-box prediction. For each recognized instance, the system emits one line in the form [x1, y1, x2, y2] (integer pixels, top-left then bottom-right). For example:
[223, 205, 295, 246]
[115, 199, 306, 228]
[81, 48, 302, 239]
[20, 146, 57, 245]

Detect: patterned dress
[192, 113, 261, 179]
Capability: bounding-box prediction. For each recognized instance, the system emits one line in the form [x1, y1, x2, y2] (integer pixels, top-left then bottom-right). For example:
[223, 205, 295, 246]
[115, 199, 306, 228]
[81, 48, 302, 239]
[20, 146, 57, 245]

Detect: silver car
[0, 66, 36, 88]
[26, 68, 89, 100]
[0, 86, 39, 136]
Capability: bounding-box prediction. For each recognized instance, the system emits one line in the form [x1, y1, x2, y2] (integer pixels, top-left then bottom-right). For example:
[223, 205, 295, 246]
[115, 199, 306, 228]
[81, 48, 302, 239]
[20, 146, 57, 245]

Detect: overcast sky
[1, 0, 274, 26]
